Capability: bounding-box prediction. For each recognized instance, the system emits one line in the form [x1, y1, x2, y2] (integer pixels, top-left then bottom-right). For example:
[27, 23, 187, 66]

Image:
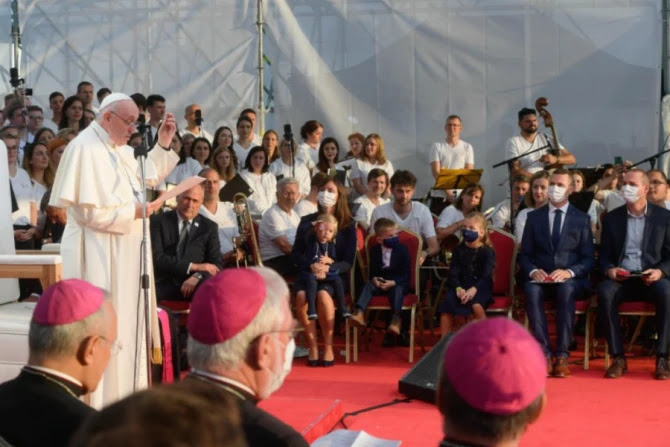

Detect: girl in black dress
[439, 212, 495, 337]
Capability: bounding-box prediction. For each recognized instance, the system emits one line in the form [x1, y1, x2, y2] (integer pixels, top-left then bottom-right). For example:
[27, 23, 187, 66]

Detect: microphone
[283, 123, 293, 140]
[195, 110, 203, 127]
[134, 145, 148, 159]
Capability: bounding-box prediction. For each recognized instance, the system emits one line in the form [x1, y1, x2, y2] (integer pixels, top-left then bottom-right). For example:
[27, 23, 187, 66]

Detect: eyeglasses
[28, 115, 43, 121]
[109, 110, 137, 129]
[99, 335, 123, 356]
[650, 180, 667, 186]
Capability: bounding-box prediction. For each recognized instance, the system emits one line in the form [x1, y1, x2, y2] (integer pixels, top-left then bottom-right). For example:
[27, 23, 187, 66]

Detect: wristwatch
[192, 273, 203, 280]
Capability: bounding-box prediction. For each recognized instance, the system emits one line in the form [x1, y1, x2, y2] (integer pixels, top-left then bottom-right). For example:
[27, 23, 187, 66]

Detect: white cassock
[49, 121, 178, 407]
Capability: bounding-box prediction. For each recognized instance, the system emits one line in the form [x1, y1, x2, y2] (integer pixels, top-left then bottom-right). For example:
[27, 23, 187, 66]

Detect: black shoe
[320, 359, 335, 367]
[655, 357, 670, 380]
[605, 356, 627, 378]
[382, 333, 396, 347]
[397, 331, 411, 348]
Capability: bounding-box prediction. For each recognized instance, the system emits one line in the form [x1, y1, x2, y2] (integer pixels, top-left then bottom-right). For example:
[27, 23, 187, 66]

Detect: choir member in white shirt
[47, 137, 68, 171]
[233, 116, 255, 169]
[192, 137, 212, 169]
[314, 137, 341, 175]
[352, 133, 394, 197]
[58, 96, 86, 135]
[181, 133, 195, 158]
[505, 108, 575, 177]
[514, 171, 550, 244]
[262, 129, 280, 164]
[259, 178, 301, 276]
[198, 168, 241, 266]
[429, 115, 475, 205]
[489, 174, 530, 232]
[213, 126, 235, 152]
[353, 168, 390, 230]
[294, 171, 331, 217]
[164, 133, 202, 186]
[181, 104, 213, 142]
[436, 184, 484, 242]
[296, 120, 323, 172]
[22, 142, 54, 236]
[44, 91, 64, 133]
[336, 133, 365, 193]
[269, 138, 311, 198]
[236, 108, 263, 146]
[209, 146, 238, 190]
[240, 146, 277, 218]
[33, 128, 56, 147]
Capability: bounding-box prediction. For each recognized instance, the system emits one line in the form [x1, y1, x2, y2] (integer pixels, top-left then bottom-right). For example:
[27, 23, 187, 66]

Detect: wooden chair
[350, 227, 425, 363]
[590, 300, 656, 369]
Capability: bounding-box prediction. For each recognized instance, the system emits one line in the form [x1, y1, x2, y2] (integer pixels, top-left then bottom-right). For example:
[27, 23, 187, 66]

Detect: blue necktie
[551, 209, 562, 249]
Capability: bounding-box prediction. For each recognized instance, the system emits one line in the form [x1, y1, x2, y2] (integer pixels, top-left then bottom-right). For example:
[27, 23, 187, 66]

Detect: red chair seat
[489, 296, 512, 310]
[619, 301, 656, 313]
[159, 300, 190, 312]
[367, 294, 418, 308]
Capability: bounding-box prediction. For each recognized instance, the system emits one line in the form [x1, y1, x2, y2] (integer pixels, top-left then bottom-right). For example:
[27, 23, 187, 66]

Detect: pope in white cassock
[49, 93, 179, 406]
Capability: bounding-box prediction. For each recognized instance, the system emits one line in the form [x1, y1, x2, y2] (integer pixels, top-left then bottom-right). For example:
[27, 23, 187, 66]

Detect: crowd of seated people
[6, 83, 670, 382]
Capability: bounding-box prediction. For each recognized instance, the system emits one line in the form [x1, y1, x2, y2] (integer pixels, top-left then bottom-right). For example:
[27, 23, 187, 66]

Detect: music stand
[432, 168, 483, 193]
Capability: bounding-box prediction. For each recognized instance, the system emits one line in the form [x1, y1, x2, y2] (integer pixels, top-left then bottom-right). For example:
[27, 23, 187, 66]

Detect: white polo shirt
[259, 203, 301, 261]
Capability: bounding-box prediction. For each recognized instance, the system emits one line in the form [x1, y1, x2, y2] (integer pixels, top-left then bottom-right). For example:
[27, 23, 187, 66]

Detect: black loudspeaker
[398, 334, 452, 404]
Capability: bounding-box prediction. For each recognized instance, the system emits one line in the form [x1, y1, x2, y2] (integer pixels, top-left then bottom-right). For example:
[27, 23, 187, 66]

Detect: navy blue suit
[519, 204, 595, 357]
[598, 203, 670, 356]
[356, 243, 411, 314]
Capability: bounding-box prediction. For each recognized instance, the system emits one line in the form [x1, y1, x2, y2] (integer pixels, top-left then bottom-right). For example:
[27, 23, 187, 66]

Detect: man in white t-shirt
[490, 174, 530, 232]
[198, 168, 241, 267]
[505, 108, 575, 177]
[370, 170, 439, 265]
[429, 115, 475, 205]
[236, 108, 263, 146]
[354, 168, 390, 230]
[44, 91, 63, 133]
[181, 104, 213, 143]
[259, 177, 301, 276]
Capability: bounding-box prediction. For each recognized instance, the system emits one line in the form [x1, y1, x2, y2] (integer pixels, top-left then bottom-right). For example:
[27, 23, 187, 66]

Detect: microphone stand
[629, 147, 670, 169]
[492, 143, 551, 235]
[134, 120, 153, 389]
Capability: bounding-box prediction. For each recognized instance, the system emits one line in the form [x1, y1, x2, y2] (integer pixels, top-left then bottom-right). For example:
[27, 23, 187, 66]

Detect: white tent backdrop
[2, 0, 663, 205]
[265, 0, 663, 203]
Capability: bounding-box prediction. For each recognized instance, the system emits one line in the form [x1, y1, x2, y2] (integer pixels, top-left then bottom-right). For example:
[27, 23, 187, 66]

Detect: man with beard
[505, 108, 576, 177]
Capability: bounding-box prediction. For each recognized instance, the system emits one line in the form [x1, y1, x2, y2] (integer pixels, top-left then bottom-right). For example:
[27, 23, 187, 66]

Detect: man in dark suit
[519, 169, 595, 378]
[351, 218, 410, 334]
[0, 279, 116, 447]
[599, 169, 670, 379]
[184, 268, 309, 447]
[151, 184, 222, 301]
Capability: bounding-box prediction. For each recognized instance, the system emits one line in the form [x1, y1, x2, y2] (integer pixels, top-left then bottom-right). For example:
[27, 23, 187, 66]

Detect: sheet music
[311, 429, 401, 447]
[155, 176, 205, 204]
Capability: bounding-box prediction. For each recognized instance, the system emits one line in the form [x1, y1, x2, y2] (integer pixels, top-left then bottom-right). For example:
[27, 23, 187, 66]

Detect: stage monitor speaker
[398, 334, 452, 404]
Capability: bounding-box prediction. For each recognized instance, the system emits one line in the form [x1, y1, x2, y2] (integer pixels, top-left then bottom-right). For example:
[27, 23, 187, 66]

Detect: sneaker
[388, 316, 401, 335]
[341, 311, 352, 319]
[308, 313, 317, 321]
[293, 345, 310, 358]
[350, 310, 366, 327]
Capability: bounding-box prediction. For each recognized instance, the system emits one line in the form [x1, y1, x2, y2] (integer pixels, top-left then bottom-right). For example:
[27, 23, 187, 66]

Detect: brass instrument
[232, 193, 263, 267]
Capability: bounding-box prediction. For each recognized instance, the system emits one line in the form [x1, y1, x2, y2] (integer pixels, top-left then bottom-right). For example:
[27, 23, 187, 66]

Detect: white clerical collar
[27, 365, 83, 387]
[548, 201, 569, 215]
[191, 369, 256, 397]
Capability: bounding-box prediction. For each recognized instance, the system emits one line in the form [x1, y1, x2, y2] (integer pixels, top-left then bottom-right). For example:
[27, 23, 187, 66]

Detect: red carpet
[265, 331, 670, 446]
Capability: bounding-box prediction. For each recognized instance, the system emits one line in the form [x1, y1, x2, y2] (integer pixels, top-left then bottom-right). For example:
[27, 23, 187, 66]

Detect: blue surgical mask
[383, 235, 399, 248]
[462, 229, 479, 243]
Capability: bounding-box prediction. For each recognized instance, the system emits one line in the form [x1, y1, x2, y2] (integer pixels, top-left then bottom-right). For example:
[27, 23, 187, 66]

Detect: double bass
[535, 97, 563, 169]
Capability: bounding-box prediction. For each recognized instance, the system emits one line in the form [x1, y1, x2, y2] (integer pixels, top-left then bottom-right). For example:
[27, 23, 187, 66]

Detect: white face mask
[621, 184, 640, 204]
[547, 185, 567, 203]
[317, 190, 337, 207]
[263, 337, 295, 399]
